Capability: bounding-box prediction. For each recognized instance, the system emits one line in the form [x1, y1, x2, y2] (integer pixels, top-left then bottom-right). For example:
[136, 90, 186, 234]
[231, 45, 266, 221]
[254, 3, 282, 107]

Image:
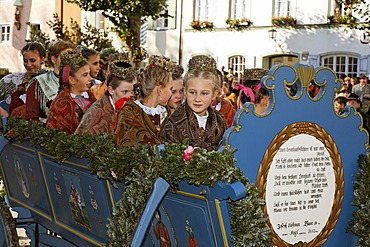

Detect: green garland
[4, 117, 271, 246]
[347, 153, 370, 247]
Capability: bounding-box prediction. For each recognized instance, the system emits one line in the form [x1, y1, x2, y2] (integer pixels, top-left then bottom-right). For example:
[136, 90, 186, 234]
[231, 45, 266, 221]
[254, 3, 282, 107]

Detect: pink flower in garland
[183, 146, 194, 161]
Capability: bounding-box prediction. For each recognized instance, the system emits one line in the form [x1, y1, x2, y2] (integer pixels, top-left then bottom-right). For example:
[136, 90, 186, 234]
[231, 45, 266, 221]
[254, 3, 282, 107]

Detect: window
[231, 0, 251, 19]
[274, 0, 296, 17]
[0, 24, 11, 42]
[149, 0, 176, 30]
[153, 10, 170, 30]
[95, 11, 105, 30]
[228, 55, 245, 81]
[26, 23, 41, 41]
[195, 0, 212, 20]
[331, 0, 351, 16]
[321, 55, 358, 78]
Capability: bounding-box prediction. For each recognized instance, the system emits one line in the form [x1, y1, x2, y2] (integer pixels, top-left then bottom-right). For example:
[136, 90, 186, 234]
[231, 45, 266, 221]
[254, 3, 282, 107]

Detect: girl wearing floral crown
[167, 64, 185, 116]
[11, 40, 75, 122]
[46, 49, 96, 134]
[114, 55, 173, 147]
[75, 53, 136, 137]
[160, 55, 228, 151]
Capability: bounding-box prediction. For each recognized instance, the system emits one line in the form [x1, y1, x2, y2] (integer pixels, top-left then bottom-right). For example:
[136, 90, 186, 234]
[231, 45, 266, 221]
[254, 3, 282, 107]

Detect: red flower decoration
[8, 131, 13, 138]
[183, 146, 195, 161]
[183, 153, 191, 161]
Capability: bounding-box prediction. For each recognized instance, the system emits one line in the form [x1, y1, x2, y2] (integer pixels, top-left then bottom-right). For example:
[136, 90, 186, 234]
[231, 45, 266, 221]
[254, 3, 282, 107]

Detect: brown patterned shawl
[74, 92, 115, 137]
[160, 103, 227, 151]
[114, 100, 164, 147]
[46, 89, 96, 135]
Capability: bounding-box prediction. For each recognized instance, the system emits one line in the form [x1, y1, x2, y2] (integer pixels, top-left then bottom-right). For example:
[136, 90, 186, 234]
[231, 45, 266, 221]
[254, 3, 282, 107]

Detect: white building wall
[0, 0, 55, 72]
[146, 0, 370, 76]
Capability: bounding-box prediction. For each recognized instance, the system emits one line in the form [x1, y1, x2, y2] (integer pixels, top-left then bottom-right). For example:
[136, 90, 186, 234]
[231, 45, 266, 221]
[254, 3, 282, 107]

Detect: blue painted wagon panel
[141, 181, 236, 247]
[224, 64, 366, 246]
[0, 143, 52, 220]
[39, 153, 116, 246]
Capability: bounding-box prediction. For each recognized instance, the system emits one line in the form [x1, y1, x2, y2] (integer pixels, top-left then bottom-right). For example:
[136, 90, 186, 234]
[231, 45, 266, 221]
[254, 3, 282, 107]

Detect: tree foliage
[66, 0, 168, 64]
[27, 13, 113, 53]
[338, 0, 370, 30]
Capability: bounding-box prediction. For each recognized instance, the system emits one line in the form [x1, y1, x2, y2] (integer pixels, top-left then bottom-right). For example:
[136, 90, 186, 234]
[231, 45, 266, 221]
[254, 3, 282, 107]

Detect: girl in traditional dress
[75, 53, 136, 137]
[235, 68, 268, 110]
[90, 48, 118, 100]
[79, 46, 104, 99]
[167, 65, 185, 116]
[11, 40, 75, 121]
[114, 55, 174, 147]
[160, 55, 227, 151]
[253, 87, 270, 115]
[211, 69, 236, 127]
[0, 42, 46, 117]
[46, 49, 96, 134]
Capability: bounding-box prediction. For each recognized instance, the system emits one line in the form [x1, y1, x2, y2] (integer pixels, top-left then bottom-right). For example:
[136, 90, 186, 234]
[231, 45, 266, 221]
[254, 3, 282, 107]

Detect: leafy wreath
[347, 153, 370, 246]
[3, 117, 271, 247]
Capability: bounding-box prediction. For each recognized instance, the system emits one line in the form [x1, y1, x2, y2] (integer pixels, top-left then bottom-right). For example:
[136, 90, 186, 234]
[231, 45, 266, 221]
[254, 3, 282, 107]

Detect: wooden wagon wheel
[0, 196, 19, 247]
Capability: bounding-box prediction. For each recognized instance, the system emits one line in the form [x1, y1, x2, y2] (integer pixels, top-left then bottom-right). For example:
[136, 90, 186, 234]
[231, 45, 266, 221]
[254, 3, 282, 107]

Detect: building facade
[0, 0, 81, 72]
[145, 0, 370, 80]
[2, 0, 370, 80]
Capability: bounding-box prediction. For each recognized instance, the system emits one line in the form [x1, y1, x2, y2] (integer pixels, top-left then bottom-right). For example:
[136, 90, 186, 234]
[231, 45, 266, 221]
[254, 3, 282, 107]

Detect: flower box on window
[190, 20, 214, 31]
[327, 14, 356, 24]
[271, 16, 297, 28]
[225, 18, 253, 31]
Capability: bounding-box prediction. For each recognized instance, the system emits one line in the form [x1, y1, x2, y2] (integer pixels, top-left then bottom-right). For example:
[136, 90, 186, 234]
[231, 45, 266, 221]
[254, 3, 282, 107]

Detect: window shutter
[308, 55, 319, 67]
[168, 0, 176, 29]
[147, 17, 154, 30]
[359, 55, 369, 75]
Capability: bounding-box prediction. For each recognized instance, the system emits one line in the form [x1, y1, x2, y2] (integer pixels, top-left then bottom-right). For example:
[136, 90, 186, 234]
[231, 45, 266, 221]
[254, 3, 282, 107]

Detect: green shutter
[168, 0, 176, 29]
[147, 16, 154, 30]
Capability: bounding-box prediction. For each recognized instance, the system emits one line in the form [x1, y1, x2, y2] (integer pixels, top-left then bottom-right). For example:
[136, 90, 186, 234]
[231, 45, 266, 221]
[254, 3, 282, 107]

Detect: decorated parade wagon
[0, 64, 367, 246]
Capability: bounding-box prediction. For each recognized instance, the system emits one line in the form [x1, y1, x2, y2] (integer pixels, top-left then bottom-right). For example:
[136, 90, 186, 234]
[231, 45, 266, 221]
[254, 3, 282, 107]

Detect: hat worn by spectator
[347, 93, 362, 105]
[359, 73, 367, 79]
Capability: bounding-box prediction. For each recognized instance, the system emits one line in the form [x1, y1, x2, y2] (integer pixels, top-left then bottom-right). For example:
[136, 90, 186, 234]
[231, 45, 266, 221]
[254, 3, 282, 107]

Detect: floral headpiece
[60, 49, 87, 69]
[148, 55, 174, 72]
[172, 64, 184, 80]
[60, 49, 87, 84]
[108, 52, 136, 80]
[243, 68, 268, 81]
[187, 55, 217, 73]
[109, 52, 131, 65]
[108, 66, 137, 81]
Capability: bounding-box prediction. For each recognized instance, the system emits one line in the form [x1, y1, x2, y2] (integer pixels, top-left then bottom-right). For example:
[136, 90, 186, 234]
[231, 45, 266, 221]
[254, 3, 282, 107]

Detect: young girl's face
[69, 65, 92, 95]
[158, 79, 173, 106]
[22, 50, 45, 74]
[168, 79, 184, 109]
[88, 54, 100, 78]
[334, 101, 345, 114]
[186, 78, 216, 116]
[108, 80, 136, 103]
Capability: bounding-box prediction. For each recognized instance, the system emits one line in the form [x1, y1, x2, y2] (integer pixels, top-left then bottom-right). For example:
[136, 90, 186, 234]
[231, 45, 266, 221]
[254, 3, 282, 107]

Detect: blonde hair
[135, 65, 172, 99]
[184, 70, 221, 91]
